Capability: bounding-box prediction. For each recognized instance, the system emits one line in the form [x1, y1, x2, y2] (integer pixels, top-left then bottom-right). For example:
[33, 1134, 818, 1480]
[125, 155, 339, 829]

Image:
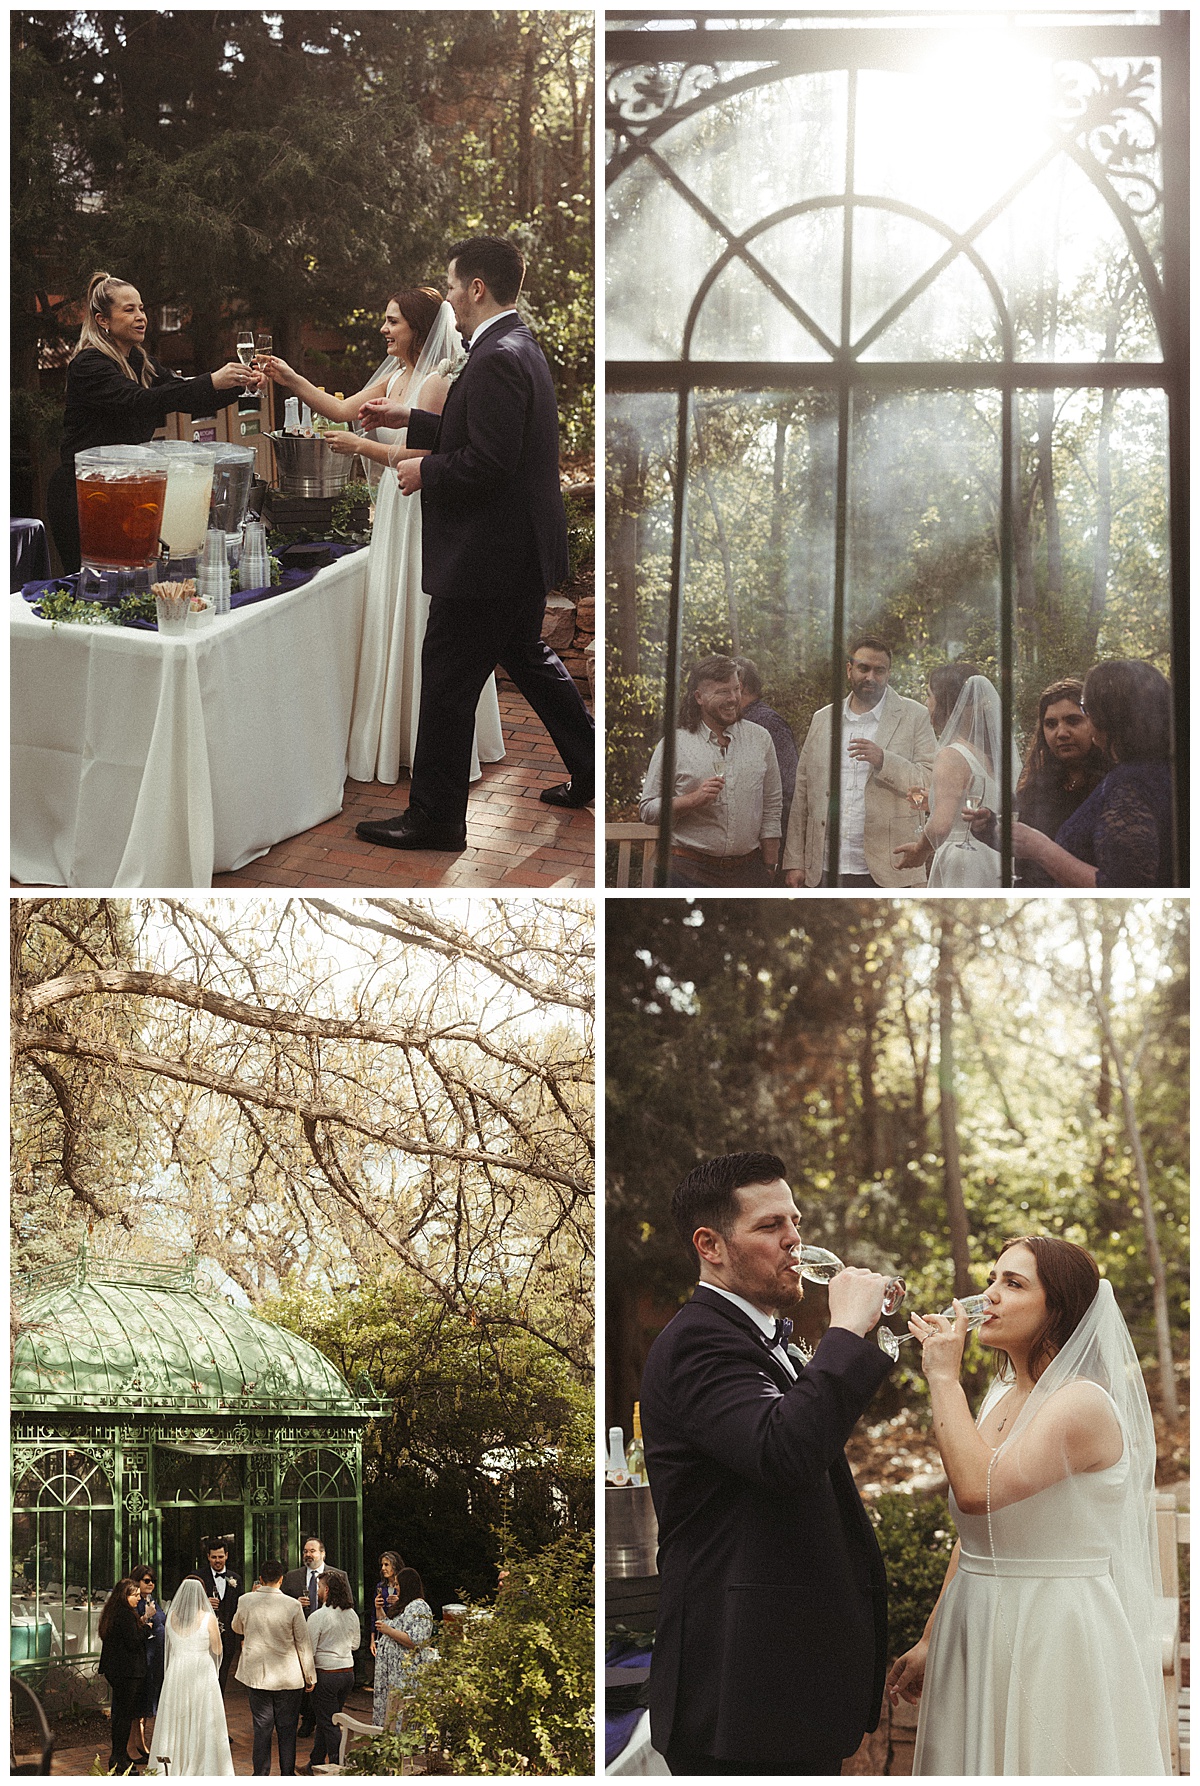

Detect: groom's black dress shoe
[539, 780, 594, 809]
[355, 811, 467, 851]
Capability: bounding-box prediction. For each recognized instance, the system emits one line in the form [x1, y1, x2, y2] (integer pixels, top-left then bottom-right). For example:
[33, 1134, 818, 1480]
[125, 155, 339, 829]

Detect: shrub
[344, 1532, 594, 1776]
[870, 1490, 956, 1659]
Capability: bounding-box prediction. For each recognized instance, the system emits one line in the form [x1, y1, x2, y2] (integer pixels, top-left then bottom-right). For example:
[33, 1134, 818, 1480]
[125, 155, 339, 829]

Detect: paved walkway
[215, 683, 596, 890]
[51, 1679, 378, 1775]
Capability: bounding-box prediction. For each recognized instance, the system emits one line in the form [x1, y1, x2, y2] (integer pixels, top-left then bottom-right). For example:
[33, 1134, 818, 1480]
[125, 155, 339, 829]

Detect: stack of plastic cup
[239, 519, 270, 593]
[198, 528, 232, 615]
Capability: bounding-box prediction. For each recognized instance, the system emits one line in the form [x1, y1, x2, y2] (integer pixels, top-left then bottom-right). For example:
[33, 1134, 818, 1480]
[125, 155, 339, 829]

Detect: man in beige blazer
[233, 1558, 317, 1775]
[784, 637, 936, 888]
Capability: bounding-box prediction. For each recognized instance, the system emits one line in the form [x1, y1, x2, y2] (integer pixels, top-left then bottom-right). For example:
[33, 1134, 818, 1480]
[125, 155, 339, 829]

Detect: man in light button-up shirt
[639, 656, 782, 886]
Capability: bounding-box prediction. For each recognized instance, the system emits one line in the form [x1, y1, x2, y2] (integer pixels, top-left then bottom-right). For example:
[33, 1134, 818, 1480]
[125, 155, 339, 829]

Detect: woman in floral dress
[372, 1564, 436, 1725]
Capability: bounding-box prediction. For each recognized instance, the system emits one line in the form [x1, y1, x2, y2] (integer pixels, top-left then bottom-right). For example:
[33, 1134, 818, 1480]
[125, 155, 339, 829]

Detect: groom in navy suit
[356, 236, 595, 850]
[640, 1152, 893, 1774]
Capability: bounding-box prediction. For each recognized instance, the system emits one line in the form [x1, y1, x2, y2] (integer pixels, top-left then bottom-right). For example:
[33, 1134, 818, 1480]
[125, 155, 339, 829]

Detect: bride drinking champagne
[887, 1237, 1170, 1774]
[261, 291, 504, 786]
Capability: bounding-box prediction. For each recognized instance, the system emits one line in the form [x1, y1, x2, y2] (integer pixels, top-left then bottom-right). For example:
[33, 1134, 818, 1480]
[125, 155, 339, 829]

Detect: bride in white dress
[147, 1577, 234, 1777]
[262, 292, 504, 785]
[887, 1236, 1170, 1775]
[894, 667, 1019, 888]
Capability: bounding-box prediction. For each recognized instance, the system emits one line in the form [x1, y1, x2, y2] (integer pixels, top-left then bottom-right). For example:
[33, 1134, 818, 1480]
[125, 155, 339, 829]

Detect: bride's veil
[987, 1278, 1170, 1768]
[386, 298, 463, 471]
[165, 1575, 213, 1663]
[936, 674, 1020, 790]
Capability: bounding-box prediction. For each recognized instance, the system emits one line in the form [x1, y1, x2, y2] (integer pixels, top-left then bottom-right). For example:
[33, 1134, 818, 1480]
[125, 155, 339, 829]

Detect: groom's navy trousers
[405, 313, 594, 828]
[640, 1288, 893, 1773]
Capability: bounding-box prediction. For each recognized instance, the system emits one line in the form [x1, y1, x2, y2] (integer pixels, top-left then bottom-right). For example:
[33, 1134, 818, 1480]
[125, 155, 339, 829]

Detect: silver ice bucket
[605, 1483, 659, 1579]
[267, 431, 356, 498]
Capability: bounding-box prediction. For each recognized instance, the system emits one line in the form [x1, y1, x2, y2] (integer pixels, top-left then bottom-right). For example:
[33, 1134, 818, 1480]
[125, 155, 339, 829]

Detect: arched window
[12, 1448, 115, 1672]
[606, 12, 1186, 886]
[279, 1449, 361, 1604]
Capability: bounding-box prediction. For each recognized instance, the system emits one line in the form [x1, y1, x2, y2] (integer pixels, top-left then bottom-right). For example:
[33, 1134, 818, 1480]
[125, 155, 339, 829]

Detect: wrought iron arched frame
[606, 13, 1189, 885]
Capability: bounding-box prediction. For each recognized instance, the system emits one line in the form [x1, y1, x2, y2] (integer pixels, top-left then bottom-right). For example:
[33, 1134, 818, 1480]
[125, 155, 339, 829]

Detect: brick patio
[213, 685, 595, 890]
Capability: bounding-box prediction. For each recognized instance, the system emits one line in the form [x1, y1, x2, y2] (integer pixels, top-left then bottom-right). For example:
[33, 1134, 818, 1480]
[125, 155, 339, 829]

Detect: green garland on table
[331, 479, 373, 544]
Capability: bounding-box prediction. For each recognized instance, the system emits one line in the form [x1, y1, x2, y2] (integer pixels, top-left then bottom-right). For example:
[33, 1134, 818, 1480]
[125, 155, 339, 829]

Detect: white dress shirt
[468, 308, 519, 347]
[700, 1281, 797, 1379]
[640, 721, 783, 856]
[833, 697, 882, 875]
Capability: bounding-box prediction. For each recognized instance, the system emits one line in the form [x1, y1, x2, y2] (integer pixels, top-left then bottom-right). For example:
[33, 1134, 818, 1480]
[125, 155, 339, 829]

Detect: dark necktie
[308, 1570, 318, 1607]
[772, 1317, 793, 1350]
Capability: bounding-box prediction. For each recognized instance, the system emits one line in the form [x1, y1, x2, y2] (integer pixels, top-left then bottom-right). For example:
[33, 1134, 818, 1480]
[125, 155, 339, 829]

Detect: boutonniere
[435, 353, 469, 386]
[788, 1341, 813, 1367]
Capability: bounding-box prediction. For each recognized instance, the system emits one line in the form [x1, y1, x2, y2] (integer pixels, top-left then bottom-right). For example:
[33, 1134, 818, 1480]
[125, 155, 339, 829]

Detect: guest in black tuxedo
[355, 236, 595, 851]
[282, 1538, 351, 1739]
[197, 1539, 243, 1696]
[640, 1152, 893, 1776]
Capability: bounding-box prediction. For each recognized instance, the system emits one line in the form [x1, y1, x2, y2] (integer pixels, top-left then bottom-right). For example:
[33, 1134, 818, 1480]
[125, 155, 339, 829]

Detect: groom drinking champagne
[356, 236, 595, 851]
[640, 1153, 893, 1775]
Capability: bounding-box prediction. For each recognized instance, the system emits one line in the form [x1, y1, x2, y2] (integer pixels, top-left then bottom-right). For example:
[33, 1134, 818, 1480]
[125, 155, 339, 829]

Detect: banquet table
[10, 517, 52, 589]
[12, 549, 370, 888]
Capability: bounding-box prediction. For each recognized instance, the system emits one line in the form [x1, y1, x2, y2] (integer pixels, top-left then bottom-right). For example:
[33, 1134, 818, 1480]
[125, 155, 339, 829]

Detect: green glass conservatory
[11, 1248, 386, 1682]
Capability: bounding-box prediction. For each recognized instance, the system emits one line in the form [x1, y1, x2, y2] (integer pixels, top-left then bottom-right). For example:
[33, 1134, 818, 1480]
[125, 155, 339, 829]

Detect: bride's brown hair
[995, 1235, 1101, 1382]
[388, 286, 445, 362]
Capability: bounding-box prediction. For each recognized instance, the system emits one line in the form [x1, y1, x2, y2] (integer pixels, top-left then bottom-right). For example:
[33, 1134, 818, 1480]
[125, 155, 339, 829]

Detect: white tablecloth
[606, 1709, 668, 1775]
[12, 550, 370, 887]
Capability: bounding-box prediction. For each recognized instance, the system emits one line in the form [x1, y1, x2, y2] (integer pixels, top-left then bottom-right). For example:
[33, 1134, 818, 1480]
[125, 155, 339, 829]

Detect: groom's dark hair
[672, 1152, 788, 1262]
[260, 1558, 285, 1584]
[450, 235, 526, 305]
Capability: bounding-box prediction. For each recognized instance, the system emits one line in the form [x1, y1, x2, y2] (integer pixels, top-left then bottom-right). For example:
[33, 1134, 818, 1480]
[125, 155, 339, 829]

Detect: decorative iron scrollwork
[606, 60, 723, 141]
[1055, 59, 1162, 217]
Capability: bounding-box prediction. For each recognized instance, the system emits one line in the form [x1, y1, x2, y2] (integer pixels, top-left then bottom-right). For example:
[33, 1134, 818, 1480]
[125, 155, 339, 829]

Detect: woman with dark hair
[1013, 679, 1108, 887]
[46, 271, 258, 571]
[261, 292, 504, 787]
[98, 1577, 152, 1774]
[886, 1237, 1170, 1774]
[1012, 660, 1174, 886]
[371, 1565, 437, 1726]
[305, 1571, 361, 1770]
[130, 1565, 167, 1757]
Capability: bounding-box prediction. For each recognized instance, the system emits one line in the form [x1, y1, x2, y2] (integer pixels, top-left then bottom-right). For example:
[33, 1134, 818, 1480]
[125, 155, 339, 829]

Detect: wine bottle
[624, 1404, 646, 1485]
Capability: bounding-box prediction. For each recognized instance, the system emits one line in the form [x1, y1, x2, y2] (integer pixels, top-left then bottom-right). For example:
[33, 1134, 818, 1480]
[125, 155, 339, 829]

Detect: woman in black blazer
[98, 1577, 152, 1774]
[46, 270, 257, 571]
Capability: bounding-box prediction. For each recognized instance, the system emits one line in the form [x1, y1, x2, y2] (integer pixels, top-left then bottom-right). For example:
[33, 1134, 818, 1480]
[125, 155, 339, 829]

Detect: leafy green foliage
[342, 1533, 594, 1776]
[871, 1492, 956, 1659]
[263, 1271, 592, 1612]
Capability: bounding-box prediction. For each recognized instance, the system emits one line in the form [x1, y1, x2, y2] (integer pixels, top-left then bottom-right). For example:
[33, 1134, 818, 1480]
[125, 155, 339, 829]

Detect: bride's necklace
[995, 1384, 1033, 1435]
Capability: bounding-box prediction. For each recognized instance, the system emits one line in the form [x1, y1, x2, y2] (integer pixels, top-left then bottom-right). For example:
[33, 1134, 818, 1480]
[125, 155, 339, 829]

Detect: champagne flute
[254, 330, 273, 365]
[955, 773, 985, 848]
[894, 1291, 995, 1346]
[907, 784, 927, 838]
[798, 1245, 908, 1361]
[236, 330, 255, 368]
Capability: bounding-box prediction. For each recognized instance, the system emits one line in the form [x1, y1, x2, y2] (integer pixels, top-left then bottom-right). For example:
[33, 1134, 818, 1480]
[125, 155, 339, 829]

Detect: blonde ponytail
[75, 271, 154, 386]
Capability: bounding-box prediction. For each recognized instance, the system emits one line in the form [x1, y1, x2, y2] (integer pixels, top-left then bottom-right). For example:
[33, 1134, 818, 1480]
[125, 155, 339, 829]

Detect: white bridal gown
[347, 367, 505, 785]
[927, 741, 1001, 888]
[147, 1617, 234, 1777]
[913, 1402, 1169, 1774]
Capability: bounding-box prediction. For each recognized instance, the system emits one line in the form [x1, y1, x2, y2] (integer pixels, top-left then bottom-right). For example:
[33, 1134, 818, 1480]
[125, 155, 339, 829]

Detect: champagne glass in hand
[236, 330, 255, 368]
[955, 773, 985, 846]
[799, 1246, 907, 1360]
[907, 785, 927, 837]
[900, 1292, 994, 1346]
[254, 331, 272, 365]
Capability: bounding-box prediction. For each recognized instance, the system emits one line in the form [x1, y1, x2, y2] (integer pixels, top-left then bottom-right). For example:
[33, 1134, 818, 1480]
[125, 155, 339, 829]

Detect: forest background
[12, 9, 595, 518]
[606, 897, 1188, 1497]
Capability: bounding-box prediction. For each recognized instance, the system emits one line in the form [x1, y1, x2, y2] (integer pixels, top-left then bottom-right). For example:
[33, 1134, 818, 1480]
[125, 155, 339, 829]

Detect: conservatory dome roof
[12, 1248, 375, 1419]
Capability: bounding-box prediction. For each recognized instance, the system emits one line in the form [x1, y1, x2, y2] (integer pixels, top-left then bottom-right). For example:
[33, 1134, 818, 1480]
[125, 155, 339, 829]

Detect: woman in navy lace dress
[1012, 661, 1173, 887]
